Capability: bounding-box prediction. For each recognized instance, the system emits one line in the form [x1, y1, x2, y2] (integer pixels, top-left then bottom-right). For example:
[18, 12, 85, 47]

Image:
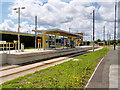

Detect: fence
[0, 42, 14, 54]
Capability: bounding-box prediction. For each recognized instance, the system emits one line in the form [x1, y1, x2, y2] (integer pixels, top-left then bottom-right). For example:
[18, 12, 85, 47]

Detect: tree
[96, 39, 101, 42]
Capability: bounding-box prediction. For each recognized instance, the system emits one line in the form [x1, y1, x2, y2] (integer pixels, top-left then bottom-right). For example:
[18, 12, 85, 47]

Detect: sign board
[38, 39, 41, 43]
[13, 40, 17, 43]
[0, 41, 6, 43]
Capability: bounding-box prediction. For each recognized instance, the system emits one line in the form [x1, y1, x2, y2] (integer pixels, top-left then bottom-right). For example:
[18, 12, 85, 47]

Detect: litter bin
[21, 43, 24, 52]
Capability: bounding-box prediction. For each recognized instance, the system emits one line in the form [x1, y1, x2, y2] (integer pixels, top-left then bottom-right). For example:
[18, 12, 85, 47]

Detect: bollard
[6, 43, 8, 53]
[9, 43, 10, 54]
[15, 43, 17, 52]
[3, 43, 4, 53]
[6, 43, 7, 52]
[38, 43, 39, 50]
[21, 43, 24, 52]
[40, 43, 41, 50]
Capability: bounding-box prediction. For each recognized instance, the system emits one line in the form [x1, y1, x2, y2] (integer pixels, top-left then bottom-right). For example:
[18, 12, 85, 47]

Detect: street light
[13, 7, 25, 52]
[90, 10, 95, 52]
[114, 1, 117, 50]
[103, 26, 105, 48]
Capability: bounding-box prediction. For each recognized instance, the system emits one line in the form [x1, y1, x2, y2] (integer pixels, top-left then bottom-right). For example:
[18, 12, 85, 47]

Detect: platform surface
[0, 46, 93, 55]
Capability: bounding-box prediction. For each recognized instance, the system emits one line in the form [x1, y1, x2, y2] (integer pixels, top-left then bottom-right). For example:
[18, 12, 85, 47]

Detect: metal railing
[0, 42, 14, 54]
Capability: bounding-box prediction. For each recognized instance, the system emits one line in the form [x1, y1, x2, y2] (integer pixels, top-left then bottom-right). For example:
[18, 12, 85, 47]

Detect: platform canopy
[32, 29, 82, 38]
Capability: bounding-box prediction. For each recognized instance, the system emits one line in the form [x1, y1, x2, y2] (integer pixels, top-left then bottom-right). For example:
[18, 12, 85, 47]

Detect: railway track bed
[0, 47, 101, 84]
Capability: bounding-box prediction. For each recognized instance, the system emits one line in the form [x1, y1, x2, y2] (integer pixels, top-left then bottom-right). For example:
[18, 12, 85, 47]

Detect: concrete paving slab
[109, 65, 120, 88]
[86, 46, 119, 89]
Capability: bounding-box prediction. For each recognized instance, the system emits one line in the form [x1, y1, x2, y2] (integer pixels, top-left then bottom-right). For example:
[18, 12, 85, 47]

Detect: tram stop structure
[32, 29, 83, 50]
[0, 29, 84, 65]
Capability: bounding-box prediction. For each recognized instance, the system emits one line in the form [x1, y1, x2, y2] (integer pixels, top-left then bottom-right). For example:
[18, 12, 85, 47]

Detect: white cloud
[0, 20, 17, 31]
[0, 20, 47, 34]
[0, 0, 117, 41]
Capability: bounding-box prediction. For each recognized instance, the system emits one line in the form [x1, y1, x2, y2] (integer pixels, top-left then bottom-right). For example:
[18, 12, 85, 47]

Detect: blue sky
[1, 2, 32, 25]
[1, 2, 13, 23]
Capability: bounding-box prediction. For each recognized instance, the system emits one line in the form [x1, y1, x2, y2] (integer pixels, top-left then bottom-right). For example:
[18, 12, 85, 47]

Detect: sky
[0, 0, 119, 41]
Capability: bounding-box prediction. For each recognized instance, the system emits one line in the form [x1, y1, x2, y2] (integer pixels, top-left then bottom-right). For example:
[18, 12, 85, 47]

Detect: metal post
[38, 43, 39, 50]
[13, 7, 25, 52]
[114, 1, 117, 50]
[55, 35, 56, 49]
[43, 33, 45, 50]
[91, 35, 92, 43]
[6, 43, 7, 52]
[107, 31, 108, 46]
[15, 43, 17, 52]
[3, 43, 4, 53]
[103, 26, 105, 48]
[40, 43, 41, 50]
[35, 16, 37, 49]
[63, 36, 64, 49]
[69, 28, 70, 32]
[108, 31, 109, 46]
[18, 8, 20, 52]
[48, 34, 49, 48]
[77, 39, 79, 46]
[109, 32, 111, 45]
[9, 43, 10, 54]
[93, 10, 95, 52]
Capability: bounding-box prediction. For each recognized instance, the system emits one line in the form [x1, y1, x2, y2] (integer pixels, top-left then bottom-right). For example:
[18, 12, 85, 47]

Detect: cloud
[0, 0, 117, 41]
[0, 20, 17, 31]
[0, 19, 47, 34]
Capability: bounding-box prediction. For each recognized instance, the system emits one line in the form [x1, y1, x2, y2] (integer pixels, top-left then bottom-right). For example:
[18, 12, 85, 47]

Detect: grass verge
[2, 48, 109, 88]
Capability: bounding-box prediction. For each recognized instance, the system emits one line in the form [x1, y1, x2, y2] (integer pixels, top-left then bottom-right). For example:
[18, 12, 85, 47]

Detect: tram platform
[0, 46, 98, 65]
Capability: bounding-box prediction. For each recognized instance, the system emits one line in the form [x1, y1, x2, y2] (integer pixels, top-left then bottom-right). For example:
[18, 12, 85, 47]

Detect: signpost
[14, 40, 17, 52]
[78, 41, 80, 46]
[38, 39, 41, 50]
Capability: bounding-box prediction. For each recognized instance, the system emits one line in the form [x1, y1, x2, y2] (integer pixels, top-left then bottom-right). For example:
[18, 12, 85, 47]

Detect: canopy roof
[32, 29, 82, 38]
[0, 30, 34, 36]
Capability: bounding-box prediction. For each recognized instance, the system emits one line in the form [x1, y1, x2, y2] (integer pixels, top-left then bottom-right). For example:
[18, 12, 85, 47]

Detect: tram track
[0, 48, 90, 71]
[0, 48, 97, 84]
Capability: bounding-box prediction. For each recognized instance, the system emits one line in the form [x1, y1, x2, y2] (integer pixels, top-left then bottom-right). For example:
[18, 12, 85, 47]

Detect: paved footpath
[87, 46, 120, 89]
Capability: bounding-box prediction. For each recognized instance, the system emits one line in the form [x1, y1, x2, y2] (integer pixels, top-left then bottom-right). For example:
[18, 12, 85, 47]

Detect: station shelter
[75, 33, 83, 45]
[32, 29, 83, 49]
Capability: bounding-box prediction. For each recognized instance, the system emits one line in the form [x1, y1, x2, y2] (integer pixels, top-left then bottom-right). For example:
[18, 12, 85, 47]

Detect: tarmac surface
[87, 46, 120, 89]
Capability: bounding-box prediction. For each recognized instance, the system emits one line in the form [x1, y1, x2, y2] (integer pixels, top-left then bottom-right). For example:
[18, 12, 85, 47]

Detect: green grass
[105, 45, 113, 47]
[2, 48, 109, 88]
[116, 45, 120, 46]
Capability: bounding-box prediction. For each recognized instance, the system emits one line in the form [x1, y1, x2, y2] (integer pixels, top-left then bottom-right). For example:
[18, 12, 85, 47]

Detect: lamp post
[103, 26, 105, 48]
[35, 16, 37, 49]
[90, 10, 95, 52]
[69, 28, 70, 32]
[114, 1, 117, 50]
[91, 35, 92, 45]
[13, 7, 25, 52]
